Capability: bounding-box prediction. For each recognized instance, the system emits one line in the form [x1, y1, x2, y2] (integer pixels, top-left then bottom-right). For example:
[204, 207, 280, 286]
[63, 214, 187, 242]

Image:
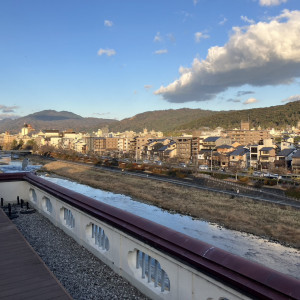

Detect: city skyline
[1, 0, 300, 121]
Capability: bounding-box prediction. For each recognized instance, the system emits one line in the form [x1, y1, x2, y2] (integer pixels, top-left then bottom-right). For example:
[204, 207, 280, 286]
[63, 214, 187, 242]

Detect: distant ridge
[0, 110, 117, 134]
[26, 110, 83, 121]
[0, 101, 299, 134]
[109, 108, 215, 132]
[177, 101, 300, 130]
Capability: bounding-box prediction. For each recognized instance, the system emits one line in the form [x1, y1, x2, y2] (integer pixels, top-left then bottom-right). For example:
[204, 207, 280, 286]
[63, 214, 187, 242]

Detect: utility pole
[210, 149, 213, 171]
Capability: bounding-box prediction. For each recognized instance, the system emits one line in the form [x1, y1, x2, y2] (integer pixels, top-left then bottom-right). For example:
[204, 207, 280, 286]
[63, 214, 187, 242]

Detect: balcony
[0, 172, 299, 300]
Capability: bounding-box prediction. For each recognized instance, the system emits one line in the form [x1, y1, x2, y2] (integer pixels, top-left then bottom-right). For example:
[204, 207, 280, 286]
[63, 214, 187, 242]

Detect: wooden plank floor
[0, 208, 72, 300]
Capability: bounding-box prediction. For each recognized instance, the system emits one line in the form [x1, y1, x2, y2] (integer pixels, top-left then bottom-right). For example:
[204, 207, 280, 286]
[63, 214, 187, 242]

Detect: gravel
[12, 209, 149, 300]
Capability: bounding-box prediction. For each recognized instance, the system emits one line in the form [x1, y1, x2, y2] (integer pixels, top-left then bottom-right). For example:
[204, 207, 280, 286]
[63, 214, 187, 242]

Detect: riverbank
[35, 159, 300, 249]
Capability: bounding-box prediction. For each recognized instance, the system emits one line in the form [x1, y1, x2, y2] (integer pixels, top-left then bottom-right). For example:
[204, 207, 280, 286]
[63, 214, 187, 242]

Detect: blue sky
[0, 0, 299, 121]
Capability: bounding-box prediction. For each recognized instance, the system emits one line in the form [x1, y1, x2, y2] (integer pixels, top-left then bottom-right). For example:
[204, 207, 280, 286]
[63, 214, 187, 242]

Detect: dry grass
[39, 160, 300, 249]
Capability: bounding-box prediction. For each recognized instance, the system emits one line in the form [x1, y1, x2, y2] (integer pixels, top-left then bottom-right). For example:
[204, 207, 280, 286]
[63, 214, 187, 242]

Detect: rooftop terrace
[0, 172, 299, 300]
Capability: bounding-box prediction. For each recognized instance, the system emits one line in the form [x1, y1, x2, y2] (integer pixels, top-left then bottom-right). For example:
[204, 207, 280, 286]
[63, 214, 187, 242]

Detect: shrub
[263, 179, 277, 186]
[285, 187, 300, 199]
[239, 176, 249, 183]
[212, 173, 230, 180]
[167, 169, 177, 177]
[254, 180, 263, 188]
[175, 171, 186, 179]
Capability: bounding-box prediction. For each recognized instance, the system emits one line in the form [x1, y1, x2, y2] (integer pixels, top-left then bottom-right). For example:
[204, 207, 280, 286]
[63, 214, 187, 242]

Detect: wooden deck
[0, 208, 72, 300]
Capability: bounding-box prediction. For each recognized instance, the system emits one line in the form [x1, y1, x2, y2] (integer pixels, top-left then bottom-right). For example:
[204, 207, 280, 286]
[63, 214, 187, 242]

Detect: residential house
[197, 150, 211, 166]
[275, 148, 297, 169]
[74, 140, 87, 153]
[259, 147, 276, 169]
[146, 139, 170, 160]
[249, 139, 274, 169]
[216, 144, 235, 154]
[158, 141, 176, 160]
[292, 150, 300, 174]
[201, 137, 232, 150]
[229, 147, 250, 169]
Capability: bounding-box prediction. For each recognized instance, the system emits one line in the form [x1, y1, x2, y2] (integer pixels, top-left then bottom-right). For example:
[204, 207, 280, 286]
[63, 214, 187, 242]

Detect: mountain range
[0, 110, 117, 134]
[0, 101, 299, 134]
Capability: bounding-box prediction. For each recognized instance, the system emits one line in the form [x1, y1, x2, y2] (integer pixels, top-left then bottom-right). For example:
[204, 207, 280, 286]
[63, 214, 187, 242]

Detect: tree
[11, 140, 18, 150]
[23, 139, 38, 152]
[39, 145, 56, 157]
[18, 139, 24, 149]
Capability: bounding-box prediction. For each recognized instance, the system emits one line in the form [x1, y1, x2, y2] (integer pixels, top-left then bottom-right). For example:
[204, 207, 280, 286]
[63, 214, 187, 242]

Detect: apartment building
[136, 137, 151, 159]
[3, 132, 16, 146]
[226, 129, 270, 145]
[117, 138, 130, 153]
[44, 130, 61, 138]
[105, 137, 118, 150]
[191, 137, 200, 163]
[93, 138, 106, 154]
[174, 137, 192, 162]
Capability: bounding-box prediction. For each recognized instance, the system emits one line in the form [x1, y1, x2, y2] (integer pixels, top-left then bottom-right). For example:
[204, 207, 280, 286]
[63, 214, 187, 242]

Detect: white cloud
[259, 0, 288, 6]
[194, 32, 209, 43]
[193, 0, 198, 5]
[0, 105, 19, 113]
[104, 20, 113, 27]
[282, 94, 300, 103]
[97, 48, 116, 56]
[219, 17, 227, 25]
[154, 49, 168, 55]
[0, 113, 20, 120]
[244, 98, 258, 105]
[241, 16, 255, 24]
[144, 85, 153, 90]
[154, 32, 162, 42]
[155, 10, 300, 103]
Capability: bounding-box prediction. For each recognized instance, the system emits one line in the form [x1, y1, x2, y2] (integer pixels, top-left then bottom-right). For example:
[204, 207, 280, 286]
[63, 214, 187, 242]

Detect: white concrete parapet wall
[0, 173, 299, 300]
[25, 183, 246, 300]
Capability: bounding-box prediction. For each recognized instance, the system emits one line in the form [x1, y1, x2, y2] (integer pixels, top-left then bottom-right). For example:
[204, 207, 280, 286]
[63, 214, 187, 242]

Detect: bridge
[0, 172, 299, 300]
[0, 150, 32, 157]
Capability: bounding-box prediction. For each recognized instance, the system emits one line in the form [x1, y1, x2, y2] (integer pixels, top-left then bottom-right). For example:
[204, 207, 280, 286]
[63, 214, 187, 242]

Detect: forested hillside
[1, 102, 299, 134]
[178, 101, 300, 130]
[109, 108, 215, 132]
